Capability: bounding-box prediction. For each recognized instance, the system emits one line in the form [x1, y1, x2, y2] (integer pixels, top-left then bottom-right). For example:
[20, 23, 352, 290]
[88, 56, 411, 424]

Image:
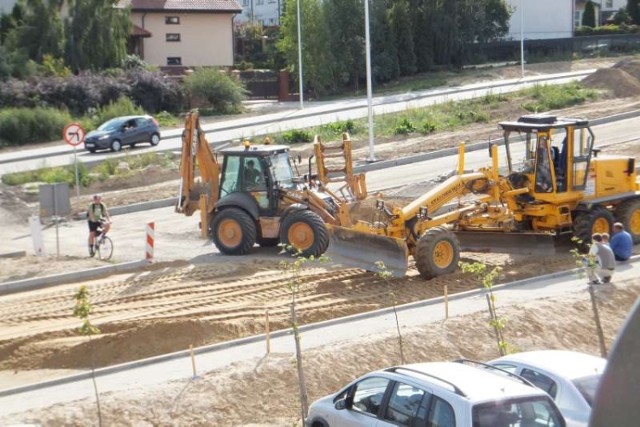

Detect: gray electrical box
[39, 183, 71, 218]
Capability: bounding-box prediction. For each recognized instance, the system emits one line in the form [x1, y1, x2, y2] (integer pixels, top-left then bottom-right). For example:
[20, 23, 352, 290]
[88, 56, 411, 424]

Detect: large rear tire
[415, 227, 460, 280]
[615, 198, 640, 243]
[573, 206, 614, 245]
[280, 210, 329, 258]
[211, 208, 256, 255]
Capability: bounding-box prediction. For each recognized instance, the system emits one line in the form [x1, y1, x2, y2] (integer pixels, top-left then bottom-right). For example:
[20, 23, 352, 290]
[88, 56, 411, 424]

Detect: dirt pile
[581, 66, 640, 98]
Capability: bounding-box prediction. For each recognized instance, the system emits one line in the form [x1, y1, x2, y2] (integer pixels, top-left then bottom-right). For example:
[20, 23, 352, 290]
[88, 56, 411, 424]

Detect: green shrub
[321, 119, 358, 136]
[393, 118, 417, 135]
[521, 83, 598, 112]
[0, 107, 71, 146]
[281, 129, 313, 144]
[419, 120, 437, 134]
[154, 110, 179, 128]
[88, 96, 145, 130]
[183, 68, 248, 114]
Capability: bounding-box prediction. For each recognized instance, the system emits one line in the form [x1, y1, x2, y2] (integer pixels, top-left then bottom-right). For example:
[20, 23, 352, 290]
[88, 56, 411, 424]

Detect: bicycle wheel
[98, 236, 113, 261]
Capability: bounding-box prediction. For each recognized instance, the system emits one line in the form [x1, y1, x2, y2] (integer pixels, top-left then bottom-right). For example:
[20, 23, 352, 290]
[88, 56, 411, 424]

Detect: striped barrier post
[146, 222, 155, 261]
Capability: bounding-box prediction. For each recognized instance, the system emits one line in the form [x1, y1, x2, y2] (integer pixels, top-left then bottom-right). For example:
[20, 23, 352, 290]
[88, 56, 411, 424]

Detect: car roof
[491, 350, 606, 380]
[220, 144, 289, 155]
[385, 362, 548, 402]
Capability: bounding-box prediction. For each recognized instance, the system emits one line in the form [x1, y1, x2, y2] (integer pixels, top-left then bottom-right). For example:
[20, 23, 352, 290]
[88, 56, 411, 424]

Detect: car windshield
[572, 374, 601, 407]
[98, 118, 126, 132]
[473, 396, 564, 427]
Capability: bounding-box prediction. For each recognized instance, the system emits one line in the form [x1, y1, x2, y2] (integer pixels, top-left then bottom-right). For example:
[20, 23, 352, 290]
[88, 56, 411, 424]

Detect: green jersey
[88, 202, 107, 221]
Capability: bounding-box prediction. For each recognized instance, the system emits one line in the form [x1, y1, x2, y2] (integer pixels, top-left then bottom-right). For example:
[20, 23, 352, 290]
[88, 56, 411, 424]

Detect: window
[521, 368, 558, 398]
[572, 128, 594, 191]
[221, 156, 241, 195]
[491, 363, 518, 374]
[606, 0, 613, 8]
[352, 377, 390, 417]
[165, 16, 180, 24]
[256, 0, 264, 4]
[534, 136, 553, 193]
[383, 382, 427, 426]
[427, 396, 455, 427]
[270, 152, 294, 189]
[166, 33, 181, 42]
[242, 0, 248, 5]
[473, 397, 563, 427]
[167, 57, 182, 66]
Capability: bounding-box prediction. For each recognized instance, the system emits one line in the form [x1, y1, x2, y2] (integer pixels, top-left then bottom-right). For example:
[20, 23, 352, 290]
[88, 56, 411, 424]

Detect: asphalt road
[0, 71, 591, 176]
[3, 116, 639, 264]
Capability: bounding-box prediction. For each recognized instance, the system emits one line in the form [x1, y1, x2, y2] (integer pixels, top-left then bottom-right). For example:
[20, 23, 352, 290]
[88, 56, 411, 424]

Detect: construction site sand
[1, 278, 638, 426]
[581, 67, 640, 98]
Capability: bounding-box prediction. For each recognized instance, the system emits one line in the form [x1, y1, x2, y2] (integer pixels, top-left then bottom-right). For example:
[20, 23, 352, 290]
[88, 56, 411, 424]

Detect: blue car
[84, 115, 161, 153]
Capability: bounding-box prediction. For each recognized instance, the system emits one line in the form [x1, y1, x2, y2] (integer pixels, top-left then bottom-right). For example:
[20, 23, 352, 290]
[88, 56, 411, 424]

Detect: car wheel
[110, 139, 122, 152]
[130, 143, 136, 148]
[88, 148, 96, 153]
[150, 133, 160, 146]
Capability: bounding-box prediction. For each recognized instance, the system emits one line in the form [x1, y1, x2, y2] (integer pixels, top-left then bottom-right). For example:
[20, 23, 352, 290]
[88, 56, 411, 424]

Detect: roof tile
[118, 0, 242, 13]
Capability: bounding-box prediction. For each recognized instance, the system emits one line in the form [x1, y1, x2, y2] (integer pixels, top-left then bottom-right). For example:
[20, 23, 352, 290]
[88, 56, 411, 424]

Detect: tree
[628, 0, 640, 25]
[64, 0, 130, 72]
[370, 0, 399, 82]
[0, 2, 24, 46]
[13, 0, 64, 63]
[613, 7, 632, 25]
[388, 0, 416, 76]
[583, 1, 597, 27]
[474, 0, 511, 43]
[277, 0, 334, 95]
[324, 0, 365, 90]
[183, 68, 247, 113]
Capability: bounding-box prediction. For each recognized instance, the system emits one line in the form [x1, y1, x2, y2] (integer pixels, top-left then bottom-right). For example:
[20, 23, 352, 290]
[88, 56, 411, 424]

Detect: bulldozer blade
[454, 231, 556, 256]
[326, 225, 409, 277]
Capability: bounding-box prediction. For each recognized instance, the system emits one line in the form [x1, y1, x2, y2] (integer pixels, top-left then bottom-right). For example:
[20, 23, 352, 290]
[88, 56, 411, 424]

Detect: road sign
[63, 123, 86, 147]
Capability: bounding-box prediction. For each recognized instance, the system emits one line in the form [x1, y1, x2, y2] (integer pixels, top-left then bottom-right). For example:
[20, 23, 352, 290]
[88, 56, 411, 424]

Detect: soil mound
[612, 59, 640, 81]
[582, 67, 640, 98]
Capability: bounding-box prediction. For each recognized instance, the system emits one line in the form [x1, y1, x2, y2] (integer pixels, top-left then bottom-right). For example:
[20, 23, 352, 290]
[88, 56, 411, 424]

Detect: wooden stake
[189, 344, 197, 378]
[265, 310, 271, 354]
[444, 285, 449, 319]
[588, 284, 608, 358]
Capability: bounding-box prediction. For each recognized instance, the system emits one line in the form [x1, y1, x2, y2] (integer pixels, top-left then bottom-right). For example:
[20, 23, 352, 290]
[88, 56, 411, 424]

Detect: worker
[610, 222, 633, 261]
[586, 233, 615, 284]
[244, 159, 262, 185]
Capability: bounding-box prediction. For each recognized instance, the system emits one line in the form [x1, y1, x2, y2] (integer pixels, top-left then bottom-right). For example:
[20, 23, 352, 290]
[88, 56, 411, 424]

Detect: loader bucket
[454, 231, 556, 256]
[326, 225, 409, 277]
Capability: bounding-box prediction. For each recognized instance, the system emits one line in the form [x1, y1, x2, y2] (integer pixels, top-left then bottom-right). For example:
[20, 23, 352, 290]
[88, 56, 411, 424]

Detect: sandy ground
[1, 277, 637, 426]
[1, 56, 640, 425]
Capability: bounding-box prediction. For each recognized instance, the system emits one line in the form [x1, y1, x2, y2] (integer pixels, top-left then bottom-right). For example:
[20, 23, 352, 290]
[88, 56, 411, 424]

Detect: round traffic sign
[63, 123, 86, 147]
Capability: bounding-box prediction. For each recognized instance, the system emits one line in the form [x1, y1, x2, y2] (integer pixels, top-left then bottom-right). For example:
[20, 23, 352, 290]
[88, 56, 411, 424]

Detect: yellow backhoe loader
[329, 114, 640, 279]
[175, 111, 394, 260]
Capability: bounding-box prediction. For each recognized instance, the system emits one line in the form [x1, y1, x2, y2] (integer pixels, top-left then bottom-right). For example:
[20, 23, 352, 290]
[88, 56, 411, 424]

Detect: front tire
[211, 208, 256, 255]
[150, 133, 161, 146]
[415, 227, 460, 280]
[97, 236, 113, 261]
[573, 206, 614, 245]
[110, 139, 122, 152]
[615, 198, 640, 243]
[280, 210, 329, 258]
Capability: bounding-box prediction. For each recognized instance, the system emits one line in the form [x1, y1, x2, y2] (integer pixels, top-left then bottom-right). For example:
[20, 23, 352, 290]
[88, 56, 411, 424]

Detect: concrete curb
[0, 260, 150, 296]
[3, 254, 638, 397]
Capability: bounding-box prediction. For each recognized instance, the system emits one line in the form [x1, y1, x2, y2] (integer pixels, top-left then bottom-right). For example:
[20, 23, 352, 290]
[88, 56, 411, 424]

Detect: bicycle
[92, 222, 113, 261]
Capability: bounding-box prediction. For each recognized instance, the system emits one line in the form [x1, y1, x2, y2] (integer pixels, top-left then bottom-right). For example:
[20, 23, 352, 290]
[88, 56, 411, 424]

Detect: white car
[305, 361, 565, 427]
[489, 350, 606, 427]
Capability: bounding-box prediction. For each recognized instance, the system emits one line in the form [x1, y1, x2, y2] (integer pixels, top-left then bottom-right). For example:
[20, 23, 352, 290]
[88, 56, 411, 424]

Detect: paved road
[1, 259, 636, 416]
[0, 71, 592, 175]
[4, 115, 637, 262]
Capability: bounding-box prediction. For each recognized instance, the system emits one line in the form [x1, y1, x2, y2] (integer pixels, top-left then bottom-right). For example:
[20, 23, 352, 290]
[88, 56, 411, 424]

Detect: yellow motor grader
[329, 114, 640, 279]
[175, 111, 382, 259]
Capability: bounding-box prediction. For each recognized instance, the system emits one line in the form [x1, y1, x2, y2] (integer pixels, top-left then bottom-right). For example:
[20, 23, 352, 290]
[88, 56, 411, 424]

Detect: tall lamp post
[364, 0, 375, 162]
[296, 0, 304, 109]
[520, 0, 525, 79]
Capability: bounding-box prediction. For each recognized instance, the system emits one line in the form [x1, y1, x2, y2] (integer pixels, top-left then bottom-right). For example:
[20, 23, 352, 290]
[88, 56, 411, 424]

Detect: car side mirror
[334, 398, 348, 411]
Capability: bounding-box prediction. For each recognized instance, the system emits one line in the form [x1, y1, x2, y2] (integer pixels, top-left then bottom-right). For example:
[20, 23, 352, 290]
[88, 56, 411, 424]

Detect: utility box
[39, 183, 71, 218]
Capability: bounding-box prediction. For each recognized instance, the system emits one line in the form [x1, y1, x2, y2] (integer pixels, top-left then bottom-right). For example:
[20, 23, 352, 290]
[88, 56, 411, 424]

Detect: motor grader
[329, 114, 640, 279]
[175, 111, 375, 259]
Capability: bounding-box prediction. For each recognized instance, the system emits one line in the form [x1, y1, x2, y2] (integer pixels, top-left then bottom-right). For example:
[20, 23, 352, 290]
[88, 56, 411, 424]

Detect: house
[117, 0, 242, 69]
[236, 0, 282, 26]
[0, 0, 17, 14]
[505, 0, 574, 40]
[595, 0, 627, 23]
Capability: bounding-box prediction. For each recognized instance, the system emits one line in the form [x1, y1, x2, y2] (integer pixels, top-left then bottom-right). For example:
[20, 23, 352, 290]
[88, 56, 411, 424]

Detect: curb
[0, 260, 150, 296]
[3, 254, 638, 397]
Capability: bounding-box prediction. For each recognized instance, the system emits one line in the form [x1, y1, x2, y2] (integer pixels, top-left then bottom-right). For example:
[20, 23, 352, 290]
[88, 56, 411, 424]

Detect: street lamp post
[520, 0, 525, 79]
[364, 0, 375, 162]
[296, 0, 304, 109]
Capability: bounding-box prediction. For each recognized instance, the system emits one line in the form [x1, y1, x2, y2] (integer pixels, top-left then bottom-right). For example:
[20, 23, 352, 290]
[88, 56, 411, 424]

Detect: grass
[2, 151, 177, 187]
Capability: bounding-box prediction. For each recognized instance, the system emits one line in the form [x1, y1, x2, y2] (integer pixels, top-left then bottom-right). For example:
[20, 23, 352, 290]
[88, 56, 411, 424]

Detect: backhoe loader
[175, 111, 397, 260]
[329, 114, 640, 279]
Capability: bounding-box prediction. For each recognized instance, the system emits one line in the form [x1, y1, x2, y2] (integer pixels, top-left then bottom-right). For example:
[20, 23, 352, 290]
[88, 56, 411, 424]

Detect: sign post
[63, 123, 86, 203]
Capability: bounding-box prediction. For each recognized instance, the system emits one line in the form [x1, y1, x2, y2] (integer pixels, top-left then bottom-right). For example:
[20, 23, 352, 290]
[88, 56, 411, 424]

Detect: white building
[236, 0, 281, 26]
[506, 0, 574, 40]
[0, 0, 17, 14]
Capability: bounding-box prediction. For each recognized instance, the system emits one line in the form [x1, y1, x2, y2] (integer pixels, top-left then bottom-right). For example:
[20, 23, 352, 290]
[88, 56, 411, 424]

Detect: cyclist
[87, 194, 111, 257]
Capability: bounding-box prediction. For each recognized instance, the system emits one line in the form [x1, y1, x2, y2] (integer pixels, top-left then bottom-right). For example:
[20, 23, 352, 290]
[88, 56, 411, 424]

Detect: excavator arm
[176, 111, 220, 220]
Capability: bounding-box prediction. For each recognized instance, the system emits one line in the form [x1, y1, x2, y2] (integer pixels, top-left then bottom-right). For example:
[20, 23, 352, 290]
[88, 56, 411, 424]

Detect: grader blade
[454, 231, 556, 255]
[326, 225, 409, 277]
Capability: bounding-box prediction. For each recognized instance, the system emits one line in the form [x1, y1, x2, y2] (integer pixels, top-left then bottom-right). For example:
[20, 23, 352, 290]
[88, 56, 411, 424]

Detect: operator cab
[499, 115, 594, 198]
